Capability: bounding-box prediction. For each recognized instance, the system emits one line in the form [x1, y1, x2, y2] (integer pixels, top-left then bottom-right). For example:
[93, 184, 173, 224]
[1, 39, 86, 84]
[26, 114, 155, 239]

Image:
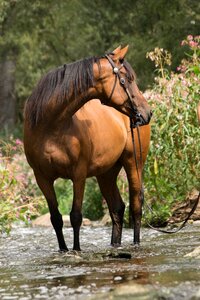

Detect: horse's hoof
[111, 243, 121, 248]
[59, 248, 69, 253]
[73, 247, 81, 251]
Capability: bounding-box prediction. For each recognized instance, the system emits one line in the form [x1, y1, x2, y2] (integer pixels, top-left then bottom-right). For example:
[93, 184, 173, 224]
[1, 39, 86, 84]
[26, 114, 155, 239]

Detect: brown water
[0, 223, 199, 299]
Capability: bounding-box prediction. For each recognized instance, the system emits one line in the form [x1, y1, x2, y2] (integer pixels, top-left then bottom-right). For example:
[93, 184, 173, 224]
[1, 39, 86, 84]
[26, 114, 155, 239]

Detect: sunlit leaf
[154, 158, 158, 175]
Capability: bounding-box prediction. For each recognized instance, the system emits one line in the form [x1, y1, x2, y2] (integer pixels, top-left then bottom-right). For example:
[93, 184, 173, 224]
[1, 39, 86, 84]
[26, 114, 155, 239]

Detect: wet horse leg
[97, 165, 125, 246]
[34, 172, 68, 251]
[70, 178, 86, 251]
[124, 166, 143, 245]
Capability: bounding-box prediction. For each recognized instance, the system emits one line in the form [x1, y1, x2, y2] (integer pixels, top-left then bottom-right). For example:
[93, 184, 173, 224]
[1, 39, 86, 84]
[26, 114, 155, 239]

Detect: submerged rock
[185, 246, 200, 259]
[112, 283, 156, 299]
[90, 283, 156, 300]
[192, 288, 200, 300]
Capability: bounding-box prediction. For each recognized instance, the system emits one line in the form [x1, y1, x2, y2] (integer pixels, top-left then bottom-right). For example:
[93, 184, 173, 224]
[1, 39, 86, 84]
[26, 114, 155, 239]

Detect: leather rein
[105, 54, 200, 234]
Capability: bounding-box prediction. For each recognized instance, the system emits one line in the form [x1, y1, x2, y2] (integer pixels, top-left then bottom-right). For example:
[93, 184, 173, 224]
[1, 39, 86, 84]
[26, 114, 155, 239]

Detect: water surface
[0, 224, 199, 299]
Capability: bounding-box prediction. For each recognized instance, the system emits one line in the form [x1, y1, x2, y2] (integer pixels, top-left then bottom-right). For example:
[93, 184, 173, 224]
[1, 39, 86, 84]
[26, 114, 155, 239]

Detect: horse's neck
[71, 84, 101, 114]
[65, 95, 87, 116]
[47, 87, 97, 123]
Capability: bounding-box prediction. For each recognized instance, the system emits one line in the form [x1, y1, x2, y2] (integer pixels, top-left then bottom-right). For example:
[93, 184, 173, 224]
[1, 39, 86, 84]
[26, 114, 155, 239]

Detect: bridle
[105, 54, 144, 128]
[105, 53, 143, 185]
[105, 53, 144, 185]
[105, 53, 200, 234]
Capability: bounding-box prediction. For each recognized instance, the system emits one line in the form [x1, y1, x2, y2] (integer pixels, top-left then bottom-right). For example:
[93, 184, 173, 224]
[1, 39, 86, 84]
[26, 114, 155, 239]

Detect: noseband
[105, 54, 142, 128]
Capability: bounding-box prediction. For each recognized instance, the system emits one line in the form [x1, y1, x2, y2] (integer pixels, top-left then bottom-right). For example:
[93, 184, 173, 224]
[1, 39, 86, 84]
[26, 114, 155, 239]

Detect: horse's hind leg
[34, 172, 68, 251]
[97, 165, 125, 246]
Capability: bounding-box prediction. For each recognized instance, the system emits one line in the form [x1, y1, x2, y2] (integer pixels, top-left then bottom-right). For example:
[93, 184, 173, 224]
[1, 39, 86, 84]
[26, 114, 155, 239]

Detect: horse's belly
[87, 155, 120, 177]
[87, 134, 126, 176]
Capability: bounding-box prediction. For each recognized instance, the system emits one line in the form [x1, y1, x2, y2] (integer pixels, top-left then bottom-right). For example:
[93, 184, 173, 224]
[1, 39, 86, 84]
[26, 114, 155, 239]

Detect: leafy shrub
[54, 178, 73, 216]
[55, 177, 104, 221]
[142, 35, 200, 225]
[83, 178, 104, 220]
[115, 35, 199, 227]
[0, 137, 47, 233]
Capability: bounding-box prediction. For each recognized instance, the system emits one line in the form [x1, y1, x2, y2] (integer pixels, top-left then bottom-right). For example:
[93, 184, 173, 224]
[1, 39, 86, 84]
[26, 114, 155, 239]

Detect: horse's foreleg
[97, 166, 125, 247]
[129, 176, 143, 245]
[70, 178, 86, 251]
[34, 172, 68, 251]
[130, 188, 143, 245]
[124, 166, 143, 245]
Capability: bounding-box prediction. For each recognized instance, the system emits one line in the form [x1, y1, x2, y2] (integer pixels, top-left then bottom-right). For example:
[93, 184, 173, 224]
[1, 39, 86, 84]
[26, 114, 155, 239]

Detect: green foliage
[146, 47, 172, 79]
[114, 35, 199, 227]
[54, 179, 73, 216]
[143, 35, 200, 225]
[83, 178, 104, 221]
[1, 0, 199, 120]
[0, 137, 47, 233]
[55, 177, 104, 221]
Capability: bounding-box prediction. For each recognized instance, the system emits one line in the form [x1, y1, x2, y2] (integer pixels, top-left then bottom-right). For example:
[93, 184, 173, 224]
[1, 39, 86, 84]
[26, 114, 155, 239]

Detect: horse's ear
[112, 45, 121, 55]
[120, 45, 129, 59]
[113, 45, 129, 61]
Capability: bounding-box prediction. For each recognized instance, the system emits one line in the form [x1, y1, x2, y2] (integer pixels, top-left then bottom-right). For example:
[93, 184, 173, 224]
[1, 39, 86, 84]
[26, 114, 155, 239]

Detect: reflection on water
[0, 224, 200, 299]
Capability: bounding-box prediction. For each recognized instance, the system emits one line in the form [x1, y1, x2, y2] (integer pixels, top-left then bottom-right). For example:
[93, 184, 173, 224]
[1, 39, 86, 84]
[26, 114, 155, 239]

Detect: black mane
[24, 56, 100, 127]
[24, 55, 135, 128]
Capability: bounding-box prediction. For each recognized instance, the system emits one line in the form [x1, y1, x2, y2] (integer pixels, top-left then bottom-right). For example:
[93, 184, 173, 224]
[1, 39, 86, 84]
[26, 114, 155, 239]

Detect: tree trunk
[0, 60, 16, 130]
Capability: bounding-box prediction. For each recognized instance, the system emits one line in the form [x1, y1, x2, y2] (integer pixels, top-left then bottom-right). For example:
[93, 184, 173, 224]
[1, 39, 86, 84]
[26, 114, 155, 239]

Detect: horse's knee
[70, 210, 82, 228]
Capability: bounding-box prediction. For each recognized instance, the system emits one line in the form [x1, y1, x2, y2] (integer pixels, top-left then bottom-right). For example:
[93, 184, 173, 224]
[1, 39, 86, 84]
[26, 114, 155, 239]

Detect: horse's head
[95, 46, 152, 127]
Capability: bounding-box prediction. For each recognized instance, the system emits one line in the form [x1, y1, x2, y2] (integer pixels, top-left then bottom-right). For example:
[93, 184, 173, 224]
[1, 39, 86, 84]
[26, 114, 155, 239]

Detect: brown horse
[24, 46, 152, 251]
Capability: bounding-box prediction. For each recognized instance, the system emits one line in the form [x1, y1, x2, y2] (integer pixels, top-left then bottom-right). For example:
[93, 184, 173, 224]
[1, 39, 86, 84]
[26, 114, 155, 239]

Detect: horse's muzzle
[131, 110, 152, 128]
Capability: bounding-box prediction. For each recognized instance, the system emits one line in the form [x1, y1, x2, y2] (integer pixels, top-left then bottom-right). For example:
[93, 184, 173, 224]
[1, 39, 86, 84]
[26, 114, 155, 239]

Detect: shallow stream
[0, 223, 199, 299]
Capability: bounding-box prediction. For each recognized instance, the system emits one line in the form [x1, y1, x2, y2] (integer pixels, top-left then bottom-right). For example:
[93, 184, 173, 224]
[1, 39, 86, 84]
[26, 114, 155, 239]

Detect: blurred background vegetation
[0, 0, 199, 232]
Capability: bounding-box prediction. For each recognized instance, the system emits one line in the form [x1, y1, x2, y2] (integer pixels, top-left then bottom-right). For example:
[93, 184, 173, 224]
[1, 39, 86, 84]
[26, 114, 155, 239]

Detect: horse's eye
[126, 73, 133, 83]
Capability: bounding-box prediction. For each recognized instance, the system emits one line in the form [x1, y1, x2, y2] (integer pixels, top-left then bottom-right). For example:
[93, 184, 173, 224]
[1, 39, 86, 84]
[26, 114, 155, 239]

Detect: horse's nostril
[150, 110, 153, 117]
